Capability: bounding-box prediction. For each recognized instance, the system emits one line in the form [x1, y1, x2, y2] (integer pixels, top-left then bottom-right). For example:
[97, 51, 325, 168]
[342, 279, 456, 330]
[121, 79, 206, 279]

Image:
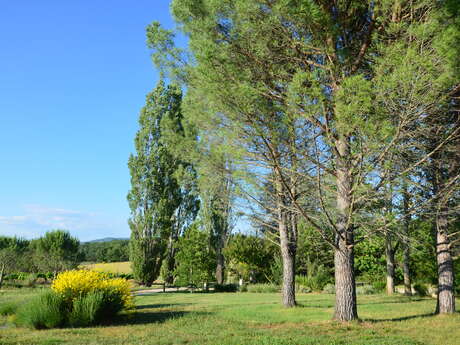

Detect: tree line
[128, 0, 460, 322]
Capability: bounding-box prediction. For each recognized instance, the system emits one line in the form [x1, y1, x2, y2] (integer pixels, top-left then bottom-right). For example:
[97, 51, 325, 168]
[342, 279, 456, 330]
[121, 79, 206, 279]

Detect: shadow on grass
[135, 303, 193, 310]
[363, 313, 435, 323]
[113, 310, 210, 326]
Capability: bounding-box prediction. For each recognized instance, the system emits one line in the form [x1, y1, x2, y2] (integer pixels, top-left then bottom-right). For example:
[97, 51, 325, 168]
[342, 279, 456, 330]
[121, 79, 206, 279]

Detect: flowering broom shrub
[52, 269, 133, 309]
[16, 270, 133, 329]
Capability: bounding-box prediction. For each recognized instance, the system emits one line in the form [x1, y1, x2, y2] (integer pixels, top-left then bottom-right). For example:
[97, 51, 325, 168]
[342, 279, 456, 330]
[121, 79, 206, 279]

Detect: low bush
[14, 270, 133, 329]
[297, 262, 332, 292]
[15, 290, 66, 329]
[247, 284, 280, 293]
[296, 284, 312, 293]
[322, 283, 335, 294]
[413, 282, 428, 296]
[214, 283, 238, 292]
[356, 284, 376, 295]
[371, 280, 386, 292]
[0, 302, 19, 316]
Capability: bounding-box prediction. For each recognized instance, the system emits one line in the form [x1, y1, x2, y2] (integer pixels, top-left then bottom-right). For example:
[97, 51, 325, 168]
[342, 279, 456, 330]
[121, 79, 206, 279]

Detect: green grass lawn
[1, 289, 459, 345]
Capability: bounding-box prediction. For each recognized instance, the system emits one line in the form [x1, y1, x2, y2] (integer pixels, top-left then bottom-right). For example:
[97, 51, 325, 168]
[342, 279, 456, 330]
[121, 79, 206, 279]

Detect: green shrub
[297, 261, 332, 292]
[247, 284, 280, 293]
[214, 283, 238, 292]
[239, 284, 248, 292]
[413, 282, 428, 296]
[322, 283, 335, 294]
[0, 302, 19, 316]
[356, 284, 376, 295]
[68, 291, 105, 327]
[296, 284, 312, 293]
[371, 280, 386, 292]
[15, 291, 66, 329]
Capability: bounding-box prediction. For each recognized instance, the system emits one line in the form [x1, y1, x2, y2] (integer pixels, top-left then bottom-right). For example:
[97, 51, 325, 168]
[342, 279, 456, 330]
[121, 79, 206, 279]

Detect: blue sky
[0, 1, 180, 241]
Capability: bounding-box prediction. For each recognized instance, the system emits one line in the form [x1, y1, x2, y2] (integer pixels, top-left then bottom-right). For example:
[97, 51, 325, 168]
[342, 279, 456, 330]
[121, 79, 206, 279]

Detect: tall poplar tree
[128, 80, 188, 286]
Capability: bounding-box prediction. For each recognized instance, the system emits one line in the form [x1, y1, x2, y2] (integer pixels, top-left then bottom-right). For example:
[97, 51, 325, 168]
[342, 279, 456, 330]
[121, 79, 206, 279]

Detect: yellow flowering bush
[52, 270, 133, 309]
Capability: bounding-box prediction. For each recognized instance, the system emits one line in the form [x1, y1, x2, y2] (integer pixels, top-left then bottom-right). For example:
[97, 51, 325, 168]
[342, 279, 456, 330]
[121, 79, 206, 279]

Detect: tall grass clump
[15, 290, 66, 329]
[247, 284, 280, 293]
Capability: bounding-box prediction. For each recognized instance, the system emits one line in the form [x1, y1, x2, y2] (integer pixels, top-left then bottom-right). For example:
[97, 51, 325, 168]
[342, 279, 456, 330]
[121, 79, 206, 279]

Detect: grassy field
[81, 261, 132, 274]
[1, 289, 459, 345]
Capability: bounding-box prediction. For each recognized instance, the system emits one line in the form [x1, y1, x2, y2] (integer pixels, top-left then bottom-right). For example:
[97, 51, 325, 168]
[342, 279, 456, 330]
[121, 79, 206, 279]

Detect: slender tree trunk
[216, 247, 225, 284]
[279, 212, 296, 307]
[402, 185, 412, 295]
[385, 233, 395, 295]
[0, 265, 4, 289]
[164, 232, 177, 285]
[435, 207, 455, 314]
[334, 136, 358, 321]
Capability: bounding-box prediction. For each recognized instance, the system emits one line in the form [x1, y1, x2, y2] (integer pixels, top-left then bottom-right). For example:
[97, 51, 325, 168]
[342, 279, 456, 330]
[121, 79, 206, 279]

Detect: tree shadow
[135, 303, 193, 310]
[112, 310, 210, 326]
[363, 313, 435, 323]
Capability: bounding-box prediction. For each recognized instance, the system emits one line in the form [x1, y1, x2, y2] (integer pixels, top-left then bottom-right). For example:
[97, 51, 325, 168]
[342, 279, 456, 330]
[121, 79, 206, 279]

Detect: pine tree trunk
[402, 186, 412, 295]
[334, 136, 358, 321]
[385, 233, 395, 295]
[435, 208, 455, 314]
[279, 215, 296, 307]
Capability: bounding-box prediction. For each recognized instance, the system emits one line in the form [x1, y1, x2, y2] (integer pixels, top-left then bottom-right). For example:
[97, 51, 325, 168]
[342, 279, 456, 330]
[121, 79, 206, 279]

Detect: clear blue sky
[0, 1, 179, 241]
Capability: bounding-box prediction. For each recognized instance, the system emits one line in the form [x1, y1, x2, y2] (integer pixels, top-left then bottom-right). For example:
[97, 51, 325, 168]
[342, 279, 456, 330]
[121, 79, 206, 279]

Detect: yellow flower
[52, 270, 133, 309]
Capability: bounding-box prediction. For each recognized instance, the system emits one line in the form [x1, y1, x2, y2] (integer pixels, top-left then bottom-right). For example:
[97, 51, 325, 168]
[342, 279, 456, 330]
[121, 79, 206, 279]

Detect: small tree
[174, 223, 215, 287]
[32, 230, 80, 279]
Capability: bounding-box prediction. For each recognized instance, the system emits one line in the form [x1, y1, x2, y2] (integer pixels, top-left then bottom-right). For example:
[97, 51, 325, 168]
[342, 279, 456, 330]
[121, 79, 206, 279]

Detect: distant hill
[85, 237, 129, 243]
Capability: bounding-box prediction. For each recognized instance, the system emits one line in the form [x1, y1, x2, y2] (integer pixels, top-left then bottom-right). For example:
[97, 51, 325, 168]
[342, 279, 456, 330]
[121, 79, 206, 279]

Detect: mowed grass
[1, 289, 459, 345]
[81, 261, 132, 274]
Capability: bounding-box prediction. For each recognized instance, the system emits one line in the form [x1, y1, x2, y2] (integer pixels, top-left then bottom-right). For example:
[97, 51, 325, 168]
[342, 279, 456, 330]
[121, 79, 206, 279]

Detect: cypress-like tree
[128, 81, 185, 286]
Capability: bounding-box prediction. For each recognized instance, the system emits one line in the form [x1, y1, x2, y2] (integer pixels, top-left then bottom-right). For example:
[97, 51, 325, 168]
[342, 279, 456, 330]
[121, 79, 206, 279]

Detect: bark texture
[435, 209, 455, 314]
[278, 208, 297, 307]
[334, 136, 358, 321]
[216, 249, 225, 285]
[385, 234, 395, 295]
[402, 186, 412, 295]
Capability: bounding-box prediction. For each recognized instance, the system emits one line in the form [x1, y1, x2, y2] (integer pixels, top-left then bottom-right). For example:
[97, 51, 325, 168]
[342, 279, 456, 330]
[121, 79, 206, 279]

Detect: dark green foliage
[80, 240, 129, 263]
[15, 290, 66, 329]
[214, 283, 238, 293]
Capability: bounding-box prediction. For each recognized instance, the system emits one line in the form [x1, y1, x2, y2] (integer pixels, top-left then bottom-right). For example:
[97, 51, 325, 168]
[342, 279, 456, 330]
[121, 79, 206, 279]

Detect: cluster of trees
[80, 240, 129, 263]
[0, 230, 81, 286]
[128, 0, 459, 321]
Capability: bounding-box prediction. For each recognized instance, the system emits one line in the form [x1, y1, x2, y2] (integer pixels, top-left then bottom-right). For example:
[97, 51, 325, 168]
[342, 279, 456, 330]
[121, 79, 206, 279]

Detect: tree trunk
[435, 208, 455, 314]
[164, 232, 178, 285]
[279, 214, 296, 307]
[385, 233, 395, 295]
[334, 135, 358, 321]
[0, 265, 4, 289]
[402, 185, 412, 295]
[216, 249, 225, 285]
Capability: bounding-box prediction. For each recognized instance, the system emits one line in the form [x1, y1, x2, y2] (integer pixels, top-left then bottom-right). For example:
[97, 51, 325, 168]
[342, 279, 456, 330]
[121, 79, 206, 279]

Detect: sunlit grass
[0, 289, 459, 345]
[81, 261, 132, 274]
